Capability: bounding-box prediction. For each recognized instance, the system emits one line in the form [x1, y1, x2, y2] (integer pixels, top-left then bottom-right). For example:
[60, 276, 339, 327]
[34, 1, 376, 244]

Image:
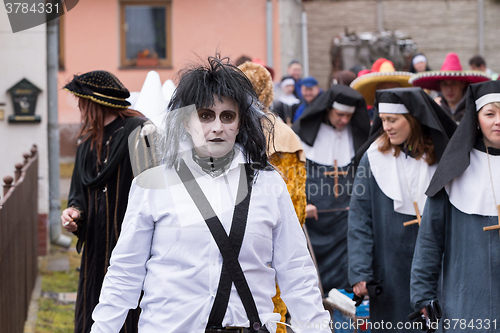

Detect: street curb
[23, 275, 42, 333]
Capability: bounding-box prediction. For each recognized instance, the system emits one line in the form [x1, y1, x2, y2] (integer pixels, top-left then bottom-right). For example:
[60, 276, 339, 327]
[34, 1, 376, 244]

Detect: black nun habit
[411, 80, 500, 330]
[293, 84, 370, 292]
[348, 87, 456, 332]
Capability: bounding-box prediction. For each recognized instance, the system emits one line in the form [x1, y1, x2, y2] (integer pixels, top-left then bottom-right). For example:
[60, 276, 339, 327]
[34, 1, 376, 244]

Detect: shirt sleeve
[410, 189, 447, 311]
[90, 179, 155, 333]
[271, 174, 331, 333]
[347, 153, 375, 286]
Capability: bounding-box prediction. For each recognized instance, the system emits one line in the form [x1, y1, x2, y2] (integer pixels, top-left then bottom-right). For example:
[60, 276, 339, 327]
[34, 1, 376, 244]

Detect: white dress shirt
[90, 147, 330, 333]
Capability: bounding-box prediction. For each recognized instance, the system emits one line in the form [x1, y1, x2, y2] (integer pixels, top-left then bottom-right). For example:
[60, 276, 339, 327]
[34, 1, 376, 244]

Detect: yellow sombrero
[350, 59, 414, 106]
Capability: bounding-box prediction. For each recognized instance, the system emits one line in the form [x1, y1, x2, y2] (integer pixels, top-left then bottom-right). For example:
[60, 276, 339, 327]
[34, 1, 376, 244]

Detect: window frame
[119, 0, 172, 68]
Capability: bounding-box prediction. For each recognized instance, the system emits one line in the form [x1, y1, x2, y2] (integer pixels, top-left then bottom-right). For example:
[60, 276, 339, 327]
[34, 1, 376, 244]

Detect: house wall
[0, 6, 49, 216]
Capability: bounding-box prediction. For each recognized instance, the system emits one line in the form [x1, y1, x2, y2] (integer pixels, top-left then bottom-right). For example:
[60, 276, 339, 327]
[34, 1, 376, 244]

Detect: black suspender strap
[206, 163, 252, 328]
[175, 160, 262, 332]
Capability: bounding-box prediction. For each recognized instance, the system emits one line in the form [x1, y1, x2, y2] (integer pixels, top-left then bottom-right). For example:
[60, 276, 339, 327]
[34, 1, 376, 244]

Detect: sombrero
[64, 70, 131, 109]
[350, 59, 414, 105]
[409, 52, 491, 91]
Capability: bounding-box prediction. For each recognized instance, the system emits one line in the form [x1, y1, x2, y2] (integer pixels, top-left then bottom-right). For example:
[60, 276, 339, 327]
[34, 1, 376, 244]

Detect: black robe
[348, 153, 421, 332]
[295, 85, 371, 293]
[68, 116, 147, 333]
[411, 189, 500, 332]
[306, 158, 354, 293]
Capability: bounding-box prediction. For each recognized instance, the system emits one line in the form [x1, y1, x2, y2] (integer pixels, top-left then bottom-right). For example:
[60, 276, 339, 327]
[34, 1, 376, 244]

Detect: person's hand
[306, 204, 318, 220]
[61, 207, 80, 232]
[421, 306, 428, 319]
[353, 281, 368, 296]
[140, 123, 157, 137]
[434, 96, 442, 106]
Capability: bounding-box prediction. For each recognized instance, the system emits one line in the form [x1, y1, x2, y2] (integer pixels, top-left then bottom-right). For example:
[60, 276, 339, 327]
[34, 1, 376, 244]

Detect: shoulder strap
[207, 163, 254, 328]
[175, 161, 262, 332]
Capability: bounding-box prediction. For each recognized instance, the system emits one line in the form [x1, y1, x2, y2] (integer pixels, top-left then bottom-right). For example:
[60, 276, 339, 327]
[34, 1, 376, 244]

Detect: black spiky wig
[163, 54, 272, 170]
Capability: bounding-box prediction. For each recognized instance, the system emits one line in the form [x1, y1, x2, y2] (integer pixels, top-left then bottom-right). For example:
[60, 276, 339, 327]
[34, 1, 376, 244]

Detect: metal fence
[0, 144, 39, 333]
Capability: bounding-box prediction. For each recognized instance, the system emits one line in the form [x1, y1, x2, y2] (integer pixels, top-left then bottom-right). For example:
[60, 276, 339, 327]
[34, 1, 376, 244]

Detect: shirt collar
[178, 142, 246, 179]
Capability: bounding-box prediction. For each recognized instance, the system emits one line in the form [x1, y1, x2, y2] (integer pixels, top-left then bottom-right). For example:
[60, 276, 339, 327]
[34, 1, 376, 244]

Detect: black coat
[69, 116, 147, 333]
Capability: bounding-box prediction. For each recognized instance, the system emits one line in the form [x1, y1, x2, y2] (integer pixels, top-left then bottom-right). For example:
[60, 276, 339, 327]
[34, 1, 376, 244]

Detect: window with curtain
[120, 0, 171, 68]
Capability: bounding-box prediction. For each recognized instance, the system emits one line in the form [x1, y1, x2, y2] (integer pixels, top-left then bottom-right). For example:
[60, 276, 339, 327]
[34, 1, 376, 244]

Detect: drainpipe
[266, 0, 274, 68]
[47, 18, 71, 248]
[301, 9, 309, 77]
[377, 0, 384, 32]
[478, 0, 484, 55]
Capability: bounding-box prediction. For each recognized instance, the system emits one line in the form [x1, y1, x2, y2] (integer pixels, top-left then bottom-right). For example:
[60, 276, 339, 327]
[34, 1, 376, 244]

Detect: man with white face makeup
[89, 55, 330, 333]
[183, 96, 240, 174]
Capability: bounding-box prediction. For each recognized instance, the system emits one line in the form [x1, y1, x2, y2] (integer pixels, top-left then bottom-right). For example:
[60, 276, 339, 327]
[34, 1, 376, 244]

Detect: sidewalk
[24, 163, 77, 332]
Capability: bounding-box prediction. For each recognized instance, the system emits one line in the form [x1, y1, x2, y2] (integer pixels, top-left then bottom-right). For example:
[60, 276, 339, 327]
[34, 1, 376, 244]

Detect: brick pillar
[38, 214, 48, 256]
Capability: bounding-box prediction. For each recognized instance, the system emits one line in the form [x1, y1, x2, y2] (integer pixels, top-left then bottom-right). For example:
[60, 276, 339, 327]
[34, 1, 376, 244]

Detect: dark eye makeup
[197, 110, 237, 124]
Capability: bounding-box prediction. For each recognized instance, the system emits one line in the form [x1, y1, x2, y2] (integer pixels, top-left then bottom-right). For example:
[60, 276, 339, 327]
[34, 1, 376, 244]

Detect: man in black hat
[60, 70, 150, 333]
[293, 84, 370, 294]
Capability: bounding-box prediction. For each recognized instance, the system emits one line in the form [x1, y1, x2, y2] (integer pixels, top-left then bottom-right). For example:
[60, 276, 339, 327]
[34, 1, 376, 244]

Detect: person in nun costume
[292, 84, 371, 293]
[348, 87, 457, 332]
[410, 80, 500, 331]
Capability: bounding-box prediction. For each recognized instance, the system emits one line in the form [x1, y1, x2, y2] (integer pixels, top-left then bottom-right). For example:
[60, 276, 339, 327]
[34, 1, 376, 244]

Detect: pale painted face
[380, 113, 411, 146]
[478, 103, 500, 149]
[328, 108, 354, 131]
[184, 96, 240, 158]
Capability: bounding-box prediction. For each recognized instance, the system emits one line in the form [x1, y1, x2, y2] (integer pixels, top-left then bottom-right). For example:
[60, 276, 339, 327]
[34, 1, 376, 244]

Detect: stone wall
[279, 0, 305, 76]
[305, 0, 500, 89]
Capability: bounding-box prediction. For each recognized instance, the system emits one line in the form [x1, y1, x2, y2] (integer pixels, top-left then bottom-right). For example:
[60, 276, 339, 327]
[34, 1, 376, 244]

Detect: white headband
[280, 78, 295, 90]
[332, 101, 356, 113]
[475, 93, 500, 112]
[412, 55, 427, 66]
[379, 103, 409, 114]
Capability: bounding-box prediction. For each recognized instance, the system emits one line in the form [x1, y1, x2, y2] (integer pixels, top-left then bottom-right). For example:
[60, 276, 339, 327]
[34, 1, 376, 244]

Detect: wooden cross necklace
[323, 128, 349, 198]
[482, 146, 500, 236]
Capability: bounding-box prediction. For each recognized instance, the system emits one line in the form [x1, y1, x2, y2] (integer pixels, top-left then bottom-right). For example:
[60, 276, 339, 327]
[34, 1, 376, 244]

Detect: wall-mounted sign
[7, 78, 42, 123]
[0, 103, 5, 121]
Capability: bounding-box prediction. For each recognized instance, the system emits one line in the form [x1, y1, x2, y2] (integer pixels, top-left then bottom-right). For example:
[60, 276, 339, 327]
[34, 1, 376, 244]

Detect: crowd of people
[60, 51, 500, 333]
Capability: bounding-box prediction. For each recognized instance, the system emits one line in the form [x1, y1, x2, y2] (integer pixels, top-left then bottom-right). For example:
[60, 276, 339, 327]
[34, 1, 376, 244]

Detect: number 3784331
[5, 2, 59, 14]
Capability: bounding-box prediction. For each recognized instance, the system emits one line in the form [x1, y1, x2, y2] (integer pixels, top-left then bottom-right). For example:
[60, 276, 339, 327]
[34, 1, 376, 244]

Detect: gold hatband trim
[64, 89, 129, 109]
[92, 92, 128, 101]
